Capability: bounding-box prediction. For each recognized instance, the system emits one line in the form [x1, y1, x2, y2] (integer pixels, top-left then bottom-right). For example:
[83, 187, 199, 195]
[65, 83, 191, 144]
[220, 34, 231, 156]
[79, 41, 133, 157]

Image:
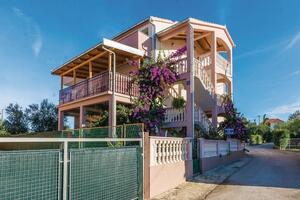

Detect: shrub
[172, 96, 186, 109]
[250, 134, 263, 145]
[273, 129, 290, 149]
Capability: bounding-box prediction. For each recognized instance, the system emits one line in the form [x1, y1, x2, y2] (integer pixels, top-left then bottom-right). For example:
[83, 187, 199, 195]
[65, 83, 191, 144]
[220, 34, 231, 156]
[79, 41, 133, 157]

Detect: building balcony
[59, 71, 139, 104]
[163, 106, 212, 131]
[174, 53, 231, 78]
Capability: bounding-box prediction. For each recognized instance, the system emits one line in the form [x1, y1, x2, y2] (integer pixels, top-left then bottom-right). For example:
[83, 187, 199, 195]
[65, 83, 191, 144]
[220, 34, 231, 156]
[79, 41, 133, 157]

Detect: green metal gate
[192, 138, 201, 174]
[69, 147, 143, 200]
[0, 137, 143, 200]
[0, 150, 61, 200]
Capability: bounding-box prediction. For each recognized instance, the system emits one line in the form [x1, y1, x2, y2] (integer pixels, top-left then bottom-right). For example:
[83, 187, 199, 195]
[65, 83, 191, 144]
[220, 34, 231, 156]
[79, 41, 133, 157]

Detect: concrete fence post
[143, 132, 150, 200]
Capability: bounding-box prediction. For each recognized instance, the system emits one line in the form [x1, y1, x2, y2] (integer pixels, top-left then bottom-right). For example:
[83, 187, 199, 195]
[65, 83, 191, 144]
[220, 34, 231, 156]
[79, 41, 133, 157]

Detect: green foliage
[88, 104, 136, 127]
[250, 134, 263, 145]
[286, 119, 300, 138]
[288, 110, 300, 121]
[3, 103, 28, 134]
[172, 96, 186, 109]
[273, 129, 290, 149]
[116, 104, 135, 124]
[218, 95, 247, 140]
[0, 120, 9, 136]
[25, 99, 58, 132]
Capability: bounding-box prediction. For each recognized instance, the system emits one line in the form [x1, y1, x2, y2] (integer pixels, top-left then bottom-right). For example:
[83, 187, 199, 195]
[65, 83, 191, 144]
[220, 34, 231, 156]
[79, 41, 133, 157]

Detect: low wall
[199, 138, 246, 173]
[200, 151, 245, 172]
[147, 136, 193, 198]
[150, 160, 193, 198]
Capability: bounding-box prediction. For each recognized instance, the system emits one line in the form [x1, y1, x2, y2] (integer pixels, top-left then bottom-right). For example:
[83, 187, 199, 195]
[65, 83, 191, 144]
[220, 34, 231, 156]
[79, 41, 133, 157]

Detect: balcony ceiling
[51, 39, 143, 78]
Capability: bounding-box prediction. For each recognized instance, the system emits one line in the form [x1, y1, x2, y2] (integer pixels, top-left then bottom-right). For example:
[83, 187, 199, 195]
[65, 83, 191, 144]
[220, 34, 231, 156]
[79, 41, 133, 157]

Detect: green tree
[288, 110, 300, 121]
[25, 99, 58, 132]
[286, 119, 300, 138]
[3, 103, 28, 134]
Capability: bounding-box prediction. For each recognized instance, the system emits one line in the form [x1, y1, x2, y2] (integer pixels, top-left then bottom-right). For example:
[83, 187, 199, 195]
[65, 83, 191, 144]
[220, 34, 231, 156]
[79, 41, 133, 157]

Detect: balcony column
[73, 70, 76, 85]
[89, 61, 93, 78]
[60, 76, 64, 90]
[228, 48, 233, 99]
[79, 105, 86, 128]
[58, 109, 64, 131]
[211, 32, 218, 127]
[186, 24, 195, 138]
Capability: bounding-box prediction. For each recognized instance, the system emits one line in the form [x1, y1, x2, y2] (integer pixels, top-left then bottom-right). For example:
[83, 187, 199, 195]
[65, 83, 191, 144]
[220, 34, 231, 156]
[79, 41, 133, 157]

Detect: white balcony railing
[164, 105, 212, 132]
[164, 107, 185, 123]
[194, 57, 213, 95]
[216, 54, 231, 76]
[150, 136, 192, 166]
[173, 57, 188, 74]
[194, 105, 213, 132]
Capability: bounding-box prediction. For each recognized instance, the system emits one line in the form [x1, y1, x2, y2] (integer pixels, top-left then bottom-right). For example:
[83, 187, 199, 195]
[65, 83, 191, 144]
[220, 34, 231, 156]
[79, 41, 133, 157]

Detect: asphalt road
[206, 143, 300, 200]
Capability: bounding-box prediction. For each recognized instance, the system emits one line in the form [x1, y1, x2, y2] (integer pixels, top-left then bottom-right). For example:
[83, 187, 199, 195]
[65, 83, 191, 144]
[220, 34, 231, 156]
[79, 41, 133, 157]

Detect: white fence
[199, 138, 245, 158]
[149, 137, 192, 166]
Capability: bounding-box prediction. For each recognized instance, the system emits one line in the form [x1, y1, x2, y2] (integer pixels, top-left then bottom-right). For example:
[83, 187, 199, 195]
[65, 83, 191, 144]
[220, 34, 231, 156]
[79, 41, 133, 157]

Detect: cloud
[12, 7, 43, 57]
[236, 40, 287, 60]
[284, 31, 300, 51]
[267, 99, 300, 118]
[289, 69, 300, 76]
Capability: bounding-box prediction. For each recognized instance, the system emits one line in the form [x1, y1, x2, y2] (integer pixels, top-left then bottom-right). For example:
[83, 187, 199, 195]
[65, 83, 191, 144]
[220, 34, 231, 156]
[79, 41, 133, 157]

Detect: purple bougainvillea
[219, 95, 247, 140]
[128, 47, 187, 133]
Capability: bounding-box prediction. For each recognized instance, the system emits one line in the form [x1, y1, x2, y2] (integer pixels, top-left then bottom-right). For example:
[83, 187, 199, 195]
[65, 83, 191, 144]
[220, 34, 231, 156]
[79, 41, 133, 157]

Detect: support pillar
[79, 106, 86, 128]
[211, 32, 218, 128]
[73, 70, 76, 85]
[89, 61, 93, 78]
[228, 49, 233, 100]
[58, 110, 64, 131]
[186, 24, 195, 138]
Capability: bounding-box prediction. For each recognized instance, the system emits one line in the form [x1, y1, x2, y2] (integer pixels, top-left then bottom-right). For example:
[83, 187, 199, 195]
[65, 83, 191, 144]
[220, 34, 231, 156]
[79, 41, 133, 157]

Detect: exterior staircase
[163, 54, 216, 132]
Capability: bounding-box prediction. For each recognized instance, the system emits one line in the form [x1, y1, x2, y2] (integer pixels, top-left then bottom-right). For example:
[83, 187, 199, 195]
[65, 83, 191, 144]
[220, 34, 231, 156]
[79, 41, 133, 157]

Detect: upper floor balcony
[59, 71, 139, 104]
[51, 38, 144, 106]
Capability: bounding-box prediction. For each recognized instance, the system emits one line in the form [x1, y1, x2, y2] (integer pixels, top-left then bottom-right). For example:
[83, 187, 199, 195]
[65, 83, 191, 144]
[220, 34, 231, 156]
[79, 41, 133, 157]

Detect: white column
[186, 24, 195, 138]
[211, 32, 218, 127]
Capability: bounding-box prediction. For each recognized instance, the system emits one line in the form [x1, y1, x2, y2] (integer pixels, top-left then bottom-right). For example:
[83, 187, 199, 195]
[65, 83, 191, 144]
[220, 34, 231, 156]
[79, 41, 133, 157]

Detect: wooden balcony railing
[59, 71, 139, 104]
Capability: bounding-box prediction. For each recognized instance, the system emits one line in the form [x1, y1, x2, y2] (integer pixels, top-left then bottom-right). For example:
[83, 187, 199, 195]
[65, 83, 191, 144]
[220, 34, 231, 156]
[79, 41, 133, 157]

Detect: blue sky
[0, 0, 300, 121]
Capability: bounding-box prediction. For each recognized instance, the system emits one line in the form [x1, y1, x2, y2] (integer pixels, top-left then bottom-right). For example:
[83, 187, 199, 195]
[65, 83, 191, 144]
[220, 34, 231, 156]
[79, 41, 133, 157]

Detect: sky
[0, 0, 300, 121]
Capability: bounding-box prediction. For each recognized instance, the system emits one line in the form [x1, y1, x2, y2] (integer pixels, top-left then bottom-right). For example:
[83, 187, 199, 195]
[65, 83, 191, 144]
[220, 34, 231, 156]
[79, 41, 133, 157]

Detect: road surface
[206, 143, 300, 200]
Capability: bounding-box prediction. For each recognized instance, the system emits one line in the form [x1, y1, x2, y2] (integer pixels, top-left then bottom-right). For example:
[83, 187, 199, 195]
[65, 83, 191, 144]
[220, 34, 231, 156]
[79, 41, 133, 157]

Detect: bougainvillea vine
[218, 95, 247, 140]
[128, 47, 187, 133]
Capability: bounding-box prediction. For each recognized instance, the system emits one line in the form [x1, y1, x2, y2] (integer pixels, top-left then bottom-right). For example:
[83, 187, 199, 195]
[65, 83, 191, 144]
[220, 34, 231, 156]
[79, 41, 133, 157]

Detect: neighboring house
[52, 16, 234, 137]
[265, 118, 284, 130]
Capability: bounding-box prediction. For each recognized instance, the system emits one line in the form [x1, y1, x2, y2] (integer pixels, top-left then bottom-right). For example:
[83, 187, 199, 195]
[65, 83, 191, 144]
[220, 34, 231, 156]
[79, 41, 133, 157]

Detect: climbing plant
[218, 95, 247, 140]
[129, 47, 187, 133]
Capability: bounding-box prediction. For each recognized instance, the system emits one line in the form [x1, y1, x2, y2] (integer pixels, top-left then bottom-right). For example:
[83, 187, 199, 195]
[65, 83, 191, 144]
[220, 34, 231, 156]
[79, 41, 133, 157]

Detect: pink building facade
[52, 16, 234, 137]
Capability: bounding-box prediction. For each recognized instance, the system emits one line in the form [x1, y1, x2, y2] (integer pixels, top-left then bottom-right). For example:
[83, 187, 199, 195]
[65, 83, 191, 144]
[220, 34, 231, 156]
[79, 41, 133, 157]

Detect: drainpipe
[149, 17, 156, 59]
[102, 46, 116, 137]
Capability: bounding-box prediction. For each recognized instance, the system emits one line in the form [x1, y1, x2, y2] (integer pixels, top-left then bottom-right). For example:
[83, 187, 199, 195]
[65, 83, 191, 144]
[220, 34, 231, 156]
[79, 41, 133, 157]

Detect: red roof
[265, 118, 284, 124]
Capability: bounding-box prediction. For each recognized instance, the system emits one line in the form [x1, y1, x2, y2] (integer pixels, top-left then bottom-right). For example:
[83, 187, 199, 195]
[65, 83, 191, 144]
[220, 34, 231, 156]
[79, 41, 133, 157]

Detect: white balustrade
[164, 107, 185, 123]
[150, 137, 192, 166]
[174, 58, 188, 74]
[216, 54, 231, 76]
[194, 56, 214, 95]
[194, 106, 212, 132]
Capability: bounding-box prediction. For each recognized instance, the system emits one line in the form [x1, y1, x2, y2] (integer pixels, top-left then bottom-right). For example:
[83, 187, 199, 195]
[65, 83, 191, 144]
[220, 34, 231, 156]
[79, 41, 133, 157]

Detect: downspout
[149, 17, 157, 59]
[102, 46, 117, 137]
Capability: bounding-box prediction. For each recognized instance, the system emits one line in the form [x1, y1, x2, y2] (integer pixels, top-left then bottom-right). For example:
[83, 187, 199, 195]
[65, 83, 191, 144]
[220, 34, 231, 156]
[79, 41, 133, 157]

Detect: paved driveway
[206, 143, 300, 200]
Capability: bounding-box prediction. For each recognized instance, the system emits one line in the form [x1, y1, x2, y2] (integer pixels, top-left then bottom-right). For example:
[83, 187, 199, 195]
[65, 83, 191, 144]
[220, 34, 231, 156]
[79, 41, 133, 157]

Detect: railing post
[63, 141, 69, 200]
